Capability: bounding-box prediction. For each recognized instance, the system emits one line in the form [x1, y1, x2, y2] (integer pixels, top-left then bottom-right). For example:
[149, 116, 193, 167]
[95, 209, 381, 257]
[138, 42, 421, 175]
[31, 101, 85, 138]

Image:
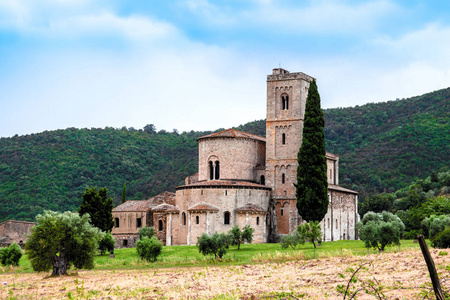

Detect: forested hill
[1, 88, 449, 222]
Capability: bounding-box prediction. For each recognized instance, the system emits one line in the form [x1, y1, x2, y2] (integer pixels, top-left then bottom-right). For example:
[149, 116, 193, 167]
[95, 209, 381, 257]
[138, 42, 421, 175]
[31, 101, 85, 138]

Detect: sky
[1, 0, 449, 138]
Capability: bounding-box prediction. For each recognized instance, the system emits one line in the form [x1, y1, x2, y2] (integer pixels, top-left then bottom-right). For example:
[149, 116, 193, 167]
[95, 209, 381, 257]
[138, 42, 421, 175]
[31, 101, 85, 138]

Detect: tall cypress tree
[79, 186, 114, 232]
[121, 182, 127, 203]
[295, 79, 329, 222]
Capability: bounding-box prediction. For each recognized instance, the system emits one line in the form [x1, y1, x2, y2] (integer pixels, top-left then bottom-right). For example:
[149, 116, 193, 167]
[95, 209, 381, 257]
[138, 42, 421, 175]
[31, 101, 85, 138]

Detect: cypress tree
[295, 79, 329, 222]
[79, 186, 114, 232]
[122, 182, 127, 203]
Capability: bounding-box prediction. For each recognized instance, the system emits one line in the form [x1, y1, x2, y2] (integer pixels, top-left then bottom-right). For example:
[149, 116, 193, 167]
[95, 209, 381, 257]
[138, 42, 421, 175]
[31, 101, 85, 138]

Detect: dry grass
[0, 248, 449, 299]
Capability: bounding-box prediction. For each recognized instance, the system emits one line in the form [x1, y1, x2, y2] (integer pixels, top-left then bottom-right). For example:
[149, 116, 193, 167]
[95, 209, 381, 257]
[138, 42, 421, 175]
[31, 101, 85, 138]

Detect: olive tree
[358, 211, 405, 252]
[138, 226, 155, 240]
[197, 232, 232, 259]
[280, 231, 305, 250]
[229, 225, 254, 250]
[297, 221, 322, 248]
[25, 211, 104, 275]
[136, 236, 163, 262]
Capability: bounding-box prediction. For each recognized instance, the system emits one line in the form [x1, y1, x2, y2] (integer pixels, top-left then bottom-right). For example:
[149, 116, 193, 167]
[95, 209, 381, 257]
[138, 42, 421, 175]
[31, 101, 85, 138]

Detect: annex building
[112, 68, 359, 247]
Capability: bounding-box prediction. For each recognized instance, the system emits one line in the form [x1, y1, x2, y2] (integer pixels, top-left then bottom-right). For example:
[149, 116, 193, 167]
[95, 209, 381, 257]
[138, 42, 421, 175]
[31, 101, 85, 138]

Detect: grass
[2, 239, 424, 274]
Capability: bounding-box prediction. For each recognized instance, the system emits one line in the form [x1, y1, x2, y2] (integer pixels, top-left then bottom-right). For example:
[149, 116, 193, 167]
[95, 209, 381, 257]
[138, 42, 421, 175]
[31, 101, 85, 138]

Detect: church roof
[197, 129, 265, 143]
[177, 180, 271, 190]
[113, 200, 150, 212]
[328, 184, 358, 194]
[235, 203, 267, 214]
[188, 204, 219, 212]
[152, 204, 180, 213]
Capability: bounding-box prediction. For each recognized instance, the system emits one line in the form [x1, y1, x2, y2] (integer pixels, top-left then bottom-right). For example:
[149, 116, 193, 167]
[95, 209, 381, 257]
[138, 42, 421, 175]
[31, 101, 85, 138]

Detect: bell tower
[265, 68, 314, 234]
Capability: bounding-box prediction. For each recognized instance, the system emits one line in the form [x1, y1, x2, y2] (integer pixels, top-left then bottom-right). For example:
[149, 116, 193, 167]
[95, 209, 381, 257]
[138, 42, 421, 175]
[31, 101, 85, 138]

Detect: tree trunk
[52, 252, 68, 276]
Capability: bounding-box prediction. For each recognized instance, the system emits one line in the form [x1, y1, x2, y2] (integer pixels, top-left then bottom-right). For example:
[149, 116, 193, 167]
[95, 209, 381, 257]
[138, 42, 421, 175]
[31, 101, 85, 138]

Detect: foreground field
[0, 248, 449, 299]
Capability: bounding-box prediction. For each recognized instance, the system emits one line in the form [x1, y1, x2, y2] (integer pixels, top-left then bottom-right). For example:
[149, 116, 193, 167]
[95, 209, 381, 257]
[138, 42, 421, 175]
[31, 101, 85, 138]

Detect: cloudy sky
[1, 0, 449, 138]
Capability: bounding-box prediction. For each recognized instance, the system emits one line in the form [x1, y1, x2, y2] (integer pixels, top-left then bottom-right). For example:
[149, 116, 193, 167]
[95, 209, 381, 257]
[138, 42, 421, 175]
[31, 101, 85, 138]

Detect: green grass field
[2, 239, 424, 274]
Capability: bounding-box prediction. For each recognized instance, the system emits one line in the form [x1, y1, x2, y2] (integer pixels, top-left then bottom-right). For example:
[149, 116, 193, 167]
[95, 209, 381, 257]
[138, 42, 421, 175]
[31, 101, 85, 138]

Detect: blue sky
[1, 0, 449, 137]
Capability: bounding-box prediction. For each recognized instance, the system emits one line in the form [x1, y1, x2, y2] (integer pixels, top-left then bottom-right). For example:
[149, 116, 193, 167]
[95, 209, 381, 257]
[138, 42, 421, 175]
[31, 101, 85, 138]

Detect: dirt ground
[0, 249, 449, 299]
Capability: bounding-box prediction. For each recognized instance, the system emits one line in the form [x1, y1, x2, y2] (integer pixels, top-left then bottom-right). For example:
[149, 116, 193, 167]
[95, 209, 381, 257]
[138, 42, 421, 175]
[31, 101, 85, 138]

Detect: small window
[327, 218, 330, 228]
[282, 133, 286, 145]
[123, 239, 128, 247]
[201, 190, 203, 195]
[224, 211, 230, 225]
[158, 220, 163, 231]
[215, 161, 220, 180]
[340, 196, 343, 204]
[196, 216, 199, 225]
[281, 94, 289, 110]
[282, 173, 285, 184]
[115, 218, 120, 227]
[256, 216, 260, 225]
[281, 208, 284, 216]
[182, 212, 186, 225]
[136, 218, 142, 228]
[225, 190, 227, 196]
[209, 161, 214, 180]
[336, 219, 338, 229]
[260, 175, 265, 185]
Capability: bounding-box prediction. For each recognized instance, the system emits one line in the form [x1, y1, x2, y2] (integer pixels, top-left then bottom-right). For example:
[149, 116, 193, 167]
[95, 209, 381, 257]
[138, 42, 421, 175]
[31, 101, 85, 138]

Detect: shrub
[432, 227, 450, 248]
[0, 243, 23, 266]
[138, 226, 155, 240]
[98, 232, 116, 255]
[421, 215, 450, 239]
[297, 221, 322, 248]
[136, 236, 162, 262]
[197, 232, 232, 259]
[280, 231, 304, 250]
[229, 225, 254, 250]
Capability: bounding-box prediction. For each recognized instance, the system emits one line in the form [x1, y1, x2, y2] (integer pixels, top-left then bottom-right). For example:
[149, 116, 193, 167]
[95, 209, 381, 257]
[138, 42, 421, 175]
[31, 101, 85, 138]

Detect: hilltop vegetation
[0, 88, 449, 222]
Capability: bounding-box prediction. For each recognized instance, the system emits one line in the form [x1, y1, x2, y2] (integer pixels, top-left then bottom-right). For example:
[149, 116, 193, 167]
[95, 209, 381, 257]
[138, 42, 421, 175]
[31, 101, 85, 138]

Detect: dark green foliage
[136, 236, 163, 262]
[421, 215, 450, 239]
[138, 226, 155, 240]
[229, 225, 254, 250]
[358, 211, 405, 251]
[280, 231, 305, 250]
[296, 79, 328, 222]
[98, 232, 116, 255]
[197, 232, 232, 259]
[297, 221, 322, 248]
[121, 182, 127, 203]
[431, 228, 450, 248]
[0, 243, 23, 266]
[25, 210, 103, 275]
[359, 193, 395, 216]
[79, 187, 114, 233]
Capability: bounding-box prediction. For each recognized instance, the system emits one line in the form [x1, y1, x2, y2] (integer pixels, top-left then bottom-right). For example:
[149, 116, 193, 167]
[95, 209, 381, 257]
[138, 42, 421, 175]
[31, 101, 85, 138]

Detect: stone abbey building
[112, 68, 359, 247]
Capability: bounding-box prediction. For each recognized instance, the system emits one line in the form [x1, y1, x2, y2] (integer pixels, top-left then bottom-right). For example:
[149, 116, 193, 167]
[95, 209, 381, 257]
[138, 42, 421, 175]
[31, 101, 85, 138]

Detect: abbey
[112, 68, 359, 247]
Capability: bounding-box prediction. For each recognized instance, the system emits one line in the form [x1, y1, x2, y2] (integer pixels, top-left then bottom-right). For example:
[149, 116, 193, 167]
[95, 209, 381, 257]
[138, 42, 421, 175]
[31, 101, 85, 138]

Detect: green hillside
[0, 88, 449, 222]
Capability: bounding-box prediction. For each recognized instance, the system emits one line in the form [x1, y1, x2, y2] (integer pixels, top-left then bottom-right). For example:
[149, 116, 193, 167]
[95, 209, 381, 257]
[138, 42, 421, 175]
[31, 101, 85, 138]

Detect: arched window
[281, 94, 289, 110]
[256, 216, 260, 225]
[196, 216, 199, 225]
[224, 211, 230, 225]
[115, 218, 119, 227]
[282, 133, 286, 145]
[158, 220, 163, 231]
[260, 175, 265, 185]
[282, 173, 285, 184]
[209, 161, 214, 180]
[182, 212, 186, 225]
[215, 161, 220, 180]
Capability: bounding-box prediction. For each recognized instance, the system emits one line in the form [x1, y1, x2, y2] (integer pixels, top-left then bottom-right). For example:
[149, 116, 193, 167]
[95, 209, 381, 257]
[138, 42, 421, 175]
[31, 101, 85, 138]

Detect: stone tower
[265, 68, 314, 234]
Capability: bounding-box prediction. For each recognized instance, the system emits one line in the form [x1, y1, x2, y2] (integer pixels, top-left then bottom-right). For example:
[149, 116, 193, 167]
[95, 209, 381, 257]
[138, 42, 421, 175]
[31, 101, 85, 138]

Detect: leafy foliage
[138, 226, 155, 240]
[197, 233, 232, 259]
[98, 232, 116, 255]
[136, 236, 163, 262]
[229, 225, 254, 250]
[296, 79, 328, 222]
[0, 242, 23, 266]
[421, 215, 450, 239]
[358, 211, 405, 251]
[79, 186, 114, 233]
[297, 221, 322, 248]
[280, 231, 304, 250]
[431, 228, 450, 248]
[358, 193, 394, 217]
[25, 210, 104, 275]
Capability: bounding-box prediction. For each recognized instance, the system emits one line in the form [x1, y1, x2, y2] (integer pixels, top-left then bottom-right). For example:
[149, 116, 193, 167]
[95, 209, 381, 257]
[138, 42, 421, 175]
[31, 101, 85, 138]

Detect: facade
[0, 220, 35, 247]
[112, 68, 359, 246]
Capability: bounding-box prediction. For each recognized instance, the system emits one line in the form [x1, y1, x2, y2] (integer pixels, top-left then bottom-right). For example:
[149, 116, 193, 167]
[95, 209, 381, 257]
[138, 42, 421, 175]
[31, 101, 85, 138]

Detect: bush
[280, 231, 304, 250]
[432, 227, 450, 248]
[197, 232, 232, 259]
[0, 243, 23, 266]
[229, 225, 254, 250]
[98, 232, 116, 255]
[136, 236, 163, 262]
[138, 226, 155, 240]
[421, 215, 450, 239]
[297, 221, 322, 248]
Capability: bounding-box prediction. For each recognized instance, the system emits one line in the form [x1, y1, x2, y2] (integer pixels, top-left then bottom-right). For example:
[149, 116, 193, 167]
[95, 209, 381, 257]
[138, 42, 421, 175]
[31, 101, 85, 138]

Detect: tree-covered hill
[1, 88, 449, 222]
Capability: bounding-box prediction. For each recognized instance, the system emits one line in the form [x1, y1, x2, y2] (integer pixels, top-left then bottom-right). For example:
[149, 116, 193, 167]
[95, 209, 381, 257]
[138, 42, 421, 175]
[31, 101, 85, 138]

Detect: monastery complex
[112, 68, 359, 247]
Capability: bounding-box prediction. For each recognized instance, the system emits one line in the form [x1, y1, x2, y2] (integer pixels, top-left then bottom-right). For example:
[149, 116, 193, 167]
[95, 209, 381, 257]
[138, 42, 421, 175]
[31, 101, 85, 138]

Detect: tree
[421, 215, 450, 239]
[98, 232, 116, 255]
[0, 243, 23, 266]
[138, 226, 155, 240]
[121, 182, 127, 203]
[280, 231, 305, 250]
[136, 236, 163, 262]
[359, 193, 394, 217]
[197, 233, 232, 259]
[295, 79, 328, 222]
[358, 211, 405, 252]
[297, 221, 322, 248]
[229, 225, 254, 250]
[25, 211, 103, 275]
[79, 187, 114, 233]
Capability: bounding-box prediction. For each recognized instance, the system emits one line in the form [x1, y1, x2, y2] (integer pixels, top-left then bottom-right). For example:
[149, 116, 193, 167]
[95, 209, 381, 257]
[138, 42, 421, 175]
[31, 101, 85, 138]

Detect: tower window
[281, 94, 289, 110]
[196, 216, 199, 225]
[256, 216, 260, 225]
[158, 220, 163, 231]
[224, 211, 230, 225]
[281, 208, 284, 216]
[182, 212, 186, 225]
[115, 218, 119, 227]
[209, 161, 214, 180]
[282, 173, 285, 184]
[282, 133, 286, 145]
[215, 161, 220, 180]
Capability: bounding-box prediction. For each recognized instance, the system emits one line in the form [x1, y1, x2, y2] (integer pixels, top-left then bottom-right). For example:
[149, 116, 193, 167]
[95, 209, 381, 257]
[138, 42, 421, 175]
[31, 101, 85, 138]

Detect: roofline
[197, 129, 266, 143]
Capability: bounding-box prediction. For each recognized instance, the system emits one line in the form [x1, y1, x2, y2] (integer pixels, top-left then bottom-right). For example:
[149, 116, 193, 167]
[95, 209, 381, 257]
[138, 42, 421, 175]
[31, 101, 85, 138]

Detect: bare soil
[0, 249, 449, 299]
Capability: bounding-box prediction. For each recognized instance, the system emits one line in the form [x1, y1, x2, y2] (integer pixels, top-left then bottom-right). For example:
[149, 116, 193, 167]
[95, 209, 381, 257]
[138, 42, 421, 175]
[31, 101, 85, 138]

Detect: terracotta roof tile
[197, 129, 265, 143]
[328, 184, 358, 194]
[235, 203, 267, 214]
[112, 200, 150, 212]
[187, 204, 219, 212]
[152, 204, 180, 212]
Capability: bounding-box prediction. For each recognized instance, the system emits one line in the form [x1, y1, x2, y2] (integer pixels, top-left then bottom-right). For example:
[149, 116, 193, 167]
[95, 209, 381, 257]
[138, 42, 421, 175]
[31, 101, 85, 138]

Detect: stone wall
[0, 220, 35, 246]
